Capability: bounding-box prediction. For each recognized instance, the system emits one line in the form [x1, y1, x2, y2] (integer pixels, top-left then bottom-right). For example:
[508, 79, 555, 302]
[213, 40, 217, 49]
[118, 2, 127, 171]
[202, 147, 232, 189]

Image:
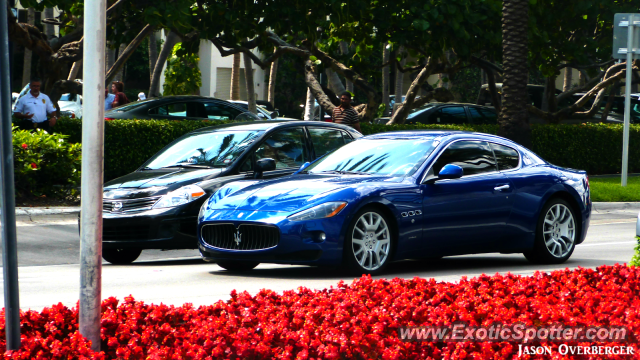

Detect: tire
[102, 248, 142, 265]
[216, 261, 260, 271]
[344, 207, 394, 275]
[524, 198, 578, 264]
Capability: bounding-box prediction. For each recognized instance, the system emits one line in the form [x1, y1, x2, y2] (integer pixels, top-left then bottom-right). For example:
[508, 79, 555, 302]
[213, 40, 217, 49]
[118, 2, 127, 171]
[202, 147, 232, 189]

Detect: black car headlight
[152, 185, 206, 209]
[288, 202, 347, 221]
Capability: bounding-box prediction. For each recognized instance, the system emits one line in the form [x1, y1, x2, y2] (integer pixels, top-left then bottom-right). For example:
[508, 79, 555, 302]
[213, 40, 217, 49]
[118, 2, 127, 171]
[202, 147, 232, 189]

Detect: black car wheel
[102, 248, 142, 265]
[344, 207, 394, 275]
[216, 261, 260, 271]
[524, 198, 577, 264]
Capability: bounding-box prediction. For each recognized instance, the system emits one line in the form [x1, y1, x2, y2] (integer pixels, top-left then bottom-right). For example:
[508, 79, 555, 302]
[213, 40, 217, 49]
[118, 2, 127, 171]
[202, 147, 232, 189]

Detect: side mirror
[270, 111, 278, 119]
[294, 162, 311, 175]
[254, 158, 276, 179]
[438, 164, 463, 180]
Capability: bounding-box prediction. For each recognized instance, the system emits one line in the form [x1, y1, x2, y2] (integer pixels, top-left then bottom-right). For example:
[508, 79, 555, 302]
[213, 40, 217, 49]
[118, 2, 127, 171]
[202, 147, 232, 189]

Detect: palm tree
[497, 0, 532, 148]
[230, 53, 241, 100]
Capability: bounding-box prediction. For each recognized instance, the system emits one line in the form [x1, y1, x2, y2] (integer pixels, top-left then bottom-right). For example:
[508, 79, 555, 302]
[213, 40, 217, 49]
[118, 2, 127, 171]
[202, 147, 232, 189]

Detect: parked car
[570, 93, 640, 124]
[198, 131, 591, 274]
[104, 96, 277, 121]
[100, 120, 362, 264]
[58, 93, 83, 119]
[228, 100, 280, 119]
[375, 103, 498, 125]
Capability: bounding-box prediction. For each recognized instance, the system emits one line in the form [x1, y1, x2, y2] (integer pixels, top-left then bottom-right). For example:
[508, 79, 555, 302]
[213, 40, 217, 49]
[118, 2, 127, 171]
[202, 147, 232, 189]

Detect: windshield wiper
[315, 170, 371, 175]
[159, 163, 214, 169]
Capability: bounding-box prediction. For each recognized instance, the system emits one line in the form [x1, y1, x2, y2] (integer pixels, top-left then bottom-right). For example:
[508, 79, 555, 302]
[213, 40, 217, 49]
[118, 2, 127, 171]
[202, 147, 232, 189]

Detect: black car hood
[104, 168, 225, 198]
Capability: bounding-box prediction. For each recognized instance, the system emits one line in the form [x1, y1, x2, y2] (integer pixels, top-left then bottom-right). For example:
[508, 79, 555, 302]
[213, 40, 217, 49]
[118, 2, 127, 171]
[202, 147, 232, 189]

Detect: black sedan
[376, 103, 497, 125]
[105, 95, 278, 121]
[101, 121, 362, 264]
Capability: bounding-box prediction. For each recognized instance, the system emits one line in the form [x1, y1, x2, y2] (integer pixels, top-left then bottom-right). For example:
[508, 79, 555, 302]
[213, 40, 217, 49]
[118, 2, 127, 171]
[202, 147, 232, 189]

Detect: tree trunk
[382, 43, 391, 116]
[303, 87, 315, 120]
[387, 60, 437, 124]
[325, 69, 345, 95]
[393, 54, 406, 115]
[267, 49, 278, 107]
[114, 43, 127, 81]
[105, 24, 153, 86]
[149, 31, 180, 98]
[230, 53, 241, 100]
[563, 66, 573, 92]
[21, 8, 35, 86]
[578, 70, 586, 87]
[243, 52, 256, 114]
[43, 8, 54, 39]
[497, 0, 531, 148]
[148, 33, 158, 83]
[541, 76, 556, 112]
[68, 60, 82, 80]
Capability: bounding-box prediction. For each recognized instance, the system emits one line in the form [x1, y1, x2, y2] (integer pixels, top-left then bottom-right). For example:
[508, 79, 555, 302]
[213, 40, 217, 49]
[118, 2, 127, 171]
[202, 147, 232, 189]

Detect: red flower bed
[1, 264, 640, 359]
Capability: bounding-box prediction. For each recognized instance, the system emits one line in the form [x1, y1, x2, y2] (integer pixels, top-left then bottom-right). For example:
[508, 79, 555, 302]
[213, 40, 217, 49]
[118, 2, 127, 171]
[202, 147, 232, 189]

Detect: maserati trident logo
[112, 202, 123, 212]
[234, 229, 242, 246]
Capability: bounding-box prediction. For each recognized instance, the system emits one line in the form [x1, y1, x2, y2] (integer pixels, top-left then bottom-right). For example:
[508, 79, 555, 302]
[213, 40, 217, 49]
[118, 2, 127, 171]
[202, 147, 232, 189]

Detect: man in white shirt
[14, 78, 58, 132]
[105, 89, 115, 111]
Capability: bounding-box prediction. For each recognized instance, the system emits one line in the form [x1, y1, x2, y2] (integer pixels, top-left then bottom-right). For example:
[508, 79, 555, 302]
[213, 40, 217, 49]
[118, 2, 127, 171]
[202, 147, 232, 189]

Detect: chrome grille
[201, 223, 279, 250]
[103, 196, 161, 214]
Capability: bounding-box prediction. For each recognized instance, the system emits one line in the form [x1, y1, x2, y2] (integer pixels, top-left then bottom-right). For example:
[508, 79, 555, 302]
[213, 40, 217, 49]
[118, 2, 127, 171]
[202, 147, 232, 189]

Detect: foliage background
[162, 43, 202, 96]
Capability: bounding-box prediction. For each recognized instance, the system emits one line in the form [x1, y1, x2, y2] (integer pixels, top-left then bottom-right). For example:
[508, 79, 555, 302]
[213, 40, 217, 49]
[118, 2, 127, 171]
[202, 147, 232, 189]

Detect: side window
[204, 103, 243, 120]
[341, 131, 354, 144]
[468, 107, 498, 124]
[490, 143, 520, 171]
[308, 128, 346, 158]
[255, 128, 308, 169]
[149, 102, 188, 117]
[429, 106, 467, 124]
[432, 140, 497, 177]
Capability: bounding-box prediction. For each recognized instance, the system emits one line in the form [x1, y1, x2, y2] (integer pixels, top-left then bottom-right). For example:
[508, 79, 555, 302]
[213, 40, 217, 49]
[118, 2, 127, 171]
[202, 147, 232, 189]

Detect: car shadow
[206, 254, 623, 281]
[104, 257, 205, 267]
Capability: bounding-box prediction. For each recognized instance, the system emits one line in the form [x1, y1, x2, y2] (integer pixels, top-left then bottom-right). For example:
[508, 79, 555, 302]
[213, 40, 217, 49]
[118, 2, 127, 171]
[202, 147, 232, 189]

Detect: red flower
[31, 163, 37, 169]
[21, 143, 28, 149]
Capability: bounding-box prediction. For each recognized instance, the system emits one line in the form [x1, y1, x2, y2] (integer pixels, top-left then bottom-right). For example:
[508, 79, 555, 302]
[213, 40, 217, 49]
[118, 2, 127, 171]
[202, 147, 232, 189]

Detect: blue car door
[420, 140, 515, 254]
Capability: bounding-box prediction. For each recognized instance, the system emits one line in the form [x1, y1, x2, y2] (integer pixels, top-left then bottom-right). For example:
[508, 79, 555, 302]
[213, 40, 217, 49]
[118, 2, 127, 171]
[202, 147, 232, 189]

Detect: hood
[104, 168, 224, 198]
[208, 174, 401, 212]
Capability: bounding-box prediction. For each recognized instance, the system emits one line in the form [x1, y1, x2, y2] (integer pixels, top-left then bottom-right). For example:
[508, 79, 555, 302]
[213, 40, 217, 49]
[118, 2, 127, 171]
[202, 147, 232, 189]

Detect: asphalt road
[1, 208, 638, 311]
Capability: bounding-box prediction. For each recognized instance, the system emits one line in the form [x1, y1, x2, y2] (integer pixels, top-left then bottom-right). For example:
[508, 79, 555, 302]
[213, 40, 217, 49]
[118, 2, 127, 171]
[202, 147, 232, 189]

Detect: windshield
[144, 130, 263, 169]
[60, 93, 78, 102]
[407, 104, 437, 120]
[307, 138, 437, 176]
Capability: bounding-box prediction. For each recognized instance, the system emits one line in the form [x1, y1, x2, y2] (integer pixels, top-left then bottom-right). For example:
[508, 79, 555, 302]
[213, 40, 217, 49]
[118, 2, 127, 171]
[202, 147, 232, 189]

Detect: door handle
[494, 184, 510, 191]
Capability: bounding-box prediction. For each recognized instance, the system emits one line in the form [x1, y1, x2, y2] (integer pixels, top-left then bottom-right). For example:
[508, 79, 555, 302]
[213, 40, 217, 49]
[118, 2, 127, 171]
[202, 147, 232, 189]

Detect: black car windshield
[144, 130, 263, 169]
[406, 104, 438, 120]
[307, 138, 437, 176]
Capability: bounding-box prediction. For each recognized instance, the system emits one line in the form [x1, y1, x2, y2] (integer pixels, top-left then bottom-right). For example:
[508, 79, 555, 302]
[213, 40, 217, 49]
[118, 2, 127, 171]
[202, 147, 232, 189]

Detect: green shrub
[631, 237, 640, 267]
[53, 119, 640, 181]
[12, 127, 82, 198]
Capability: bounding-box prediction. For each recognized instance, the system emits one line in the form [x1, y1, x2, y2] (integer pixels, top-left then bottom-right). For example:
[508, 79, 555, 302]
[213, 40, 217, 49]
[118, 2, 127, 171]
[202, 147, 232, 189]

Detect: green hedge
[53, 118, 640, 181]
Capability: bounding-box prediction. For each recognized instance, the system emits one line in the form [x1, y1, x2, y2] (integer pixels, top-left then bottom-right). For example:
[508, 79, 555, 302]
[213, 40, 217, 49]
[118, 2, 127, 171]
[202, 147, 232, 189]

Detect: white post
[79, 0, 106, 351]
[622, 14, 636, 187]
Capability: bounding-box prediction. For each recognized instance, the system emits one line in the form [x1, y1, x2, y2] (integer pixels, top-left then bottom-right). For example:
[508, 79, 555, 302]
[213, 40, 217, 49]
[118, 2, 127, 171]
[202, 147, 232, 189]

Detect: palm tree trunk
[21, 8, 35, 86]
[106, 43, 115, 75]
[393, 49, 406, 115]
[243, 52, 256, 114]
[114, 43, 127, 82]
[382, 42, 390, 116]
[68, 60, 82, 80]
[563, 66, 573, 92]
[43, 8, 54, 39]
[267, 49, 278, 107]
[303, 87, 315, 120]
[148, 34, 158, 83]
[149, 31, 180, 98]
[497, 0, 531, 148]
[325, 69, 345, 95]
[230, 53, 241, 100]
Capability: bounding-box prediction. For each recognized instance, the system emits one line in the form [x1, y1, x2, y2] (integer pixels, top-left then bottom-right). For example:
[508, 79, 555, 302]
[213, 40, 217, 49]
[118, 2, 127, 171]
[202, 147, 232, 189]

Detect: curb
[592, 202, 640, 211]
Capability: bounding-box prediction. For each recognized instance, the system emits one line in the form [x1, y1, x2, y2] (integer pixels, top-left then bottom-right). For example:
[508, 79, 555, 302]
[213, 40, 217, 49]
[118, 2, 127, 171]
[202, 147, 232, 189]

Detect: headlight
[152, 185, 206, 209]
[288, 201, 347, 221]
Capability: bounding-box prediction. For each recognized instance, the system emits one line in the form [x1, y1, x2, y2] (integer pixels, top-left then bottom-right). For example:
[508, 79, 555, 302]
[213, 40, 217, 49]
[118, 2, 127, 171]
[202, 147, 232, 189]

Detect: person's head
[111, 81, 124, 93]
[137, 92, 146, 101]
[29, 78, 42, 96]
[340, 91, 352, 107]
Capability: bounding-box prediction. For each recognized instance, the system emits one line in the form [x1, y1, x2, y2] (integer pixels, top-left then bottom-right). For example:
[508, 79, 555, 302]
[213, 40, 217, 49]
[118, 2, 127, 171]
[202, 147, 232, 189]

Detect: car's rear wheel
[216, 261, 260, 271]
[102, 248, 142, 265]
[345, 208, 394, 275]
[524, 198, 577, 264]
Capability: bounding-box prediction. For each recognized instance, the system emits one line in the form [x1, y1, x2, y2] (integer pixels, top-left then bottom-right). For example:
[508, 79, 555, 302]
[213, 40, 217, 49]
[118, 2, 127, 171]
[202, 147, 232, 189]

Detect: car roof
[363, 130, 518, 145]
[188, 120, 359, 134]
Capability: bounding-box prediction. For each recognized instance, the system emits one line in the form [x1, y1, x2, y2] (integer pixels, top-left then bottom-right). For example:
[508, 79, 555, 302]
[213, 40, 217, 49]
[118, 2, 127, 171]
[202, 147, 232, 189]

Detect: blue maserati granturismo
[197, 131, 591, 274]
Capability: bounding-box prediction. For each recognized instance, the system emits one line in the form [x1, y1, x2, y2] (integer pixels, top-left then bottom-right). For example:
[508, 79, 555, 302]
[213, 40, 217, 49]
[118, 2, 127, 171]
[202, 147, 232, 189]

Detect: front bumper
[198, 209, 347, 266]
[102, 206, 199, 250]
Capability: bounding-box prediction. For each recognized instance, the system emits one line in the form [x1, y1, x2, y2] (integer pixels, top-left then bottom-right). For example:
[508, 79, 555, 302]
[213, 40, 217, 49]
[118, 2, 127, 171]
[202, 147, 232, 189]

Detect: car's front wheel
[216, 261, 260, 271]
[344, 208, 394, 275]
[524, 198, 578, 264]
[102, 248, 142, 265]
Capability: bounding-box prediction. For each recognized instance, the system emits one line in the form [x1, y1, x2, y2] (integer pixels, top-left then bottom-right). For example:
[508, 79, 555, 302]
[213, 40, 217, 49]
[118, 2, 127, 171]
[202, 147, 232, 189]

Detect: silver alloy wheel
[351, 212, 391, 271]
[542, 203, 575, 258]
